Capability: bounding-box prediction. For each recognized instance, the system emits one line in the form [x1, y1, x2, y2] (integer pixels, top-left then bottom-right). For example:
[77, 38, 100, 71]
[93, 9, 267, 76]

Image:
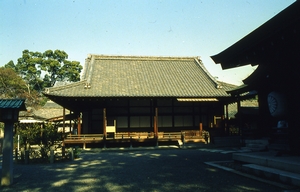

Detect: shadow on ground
[0, 149, 289, 192]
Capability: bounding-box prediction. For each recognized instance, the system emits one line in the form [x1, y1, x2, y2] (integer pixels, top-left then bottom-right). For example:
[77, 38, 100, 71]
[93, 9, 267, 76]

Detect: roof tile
[44, 55, 234, 98]
[0, 99, 26, 110]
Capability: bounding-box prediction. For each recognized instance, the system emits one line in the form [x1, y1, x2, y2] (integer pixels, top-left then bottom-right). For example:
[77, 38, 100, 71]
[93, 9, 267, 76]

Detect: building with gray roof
[44, 55, 235, 135]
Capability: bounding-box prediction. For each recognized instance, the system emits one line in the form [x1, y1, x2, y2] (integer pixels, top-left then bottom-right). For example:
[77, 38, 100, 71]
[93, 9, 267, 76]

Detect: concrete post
[62, 143, 65, 159]
[180, 132, 185, 148]
[24, 150, 29, 164]
[1, 122, 14, 186]
[14, 148, 18, 163]
[130, 136, 133, 149]
[21, 147, 24, 162]
[69, 148, 74, 161]
[50, 148, 54, 164]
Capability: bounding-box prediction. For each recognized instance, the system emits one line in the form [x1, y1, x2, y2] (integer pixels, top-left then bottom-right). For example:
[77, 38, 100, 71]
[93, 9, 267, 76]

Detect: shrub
[15, 122, 65, 162]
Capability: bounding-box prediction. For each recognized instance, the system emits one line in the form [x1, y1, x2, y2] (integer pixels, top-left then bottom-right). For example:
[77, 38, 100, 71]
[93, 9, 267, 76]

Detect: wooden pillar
[150, 100, 153, 131]
[103, 108, 107, 148]
[225, 104, 229, 135]
[155, 108, 158, 137]
[69, 116, 72, 135]
[62, 108, 66, 134]
[62, 108, 66, 158]
[154, 116, 157, 136]
[172, 99, 175, 130]
[237, 95, 244, 140]
[237, 96, 241, 136]
[128, 100, 130, 135]
[154, 107, 159, 147]
[77, 114, 81, 136]
[103, 108, 107, 136]
[199, 123, 203, 137]
[1, 122, 14, 186]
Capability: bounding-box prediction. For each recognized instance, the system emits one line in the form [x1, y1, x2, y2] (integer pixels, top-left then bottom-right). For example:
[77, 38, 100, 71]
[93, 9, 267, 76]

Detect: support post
[77, 114, 81, 136]
[69, 118, 72, 135]
[63, 108, 66, 135]
[130, 136, 133, 149]
[225, 104, 229, 135]
[0, 99, 26, 186]
[237, 97, 241, 136]
[24, 149, 29, 164]
[103, 108, 107, 149]
[69, 147, 74, 161]
[155, 108, 158, 147]
[199, 123, 203, 137]
[155, 108, 159, 135]
[103, 108, 107, 136]
[20, 147, 24, 163]
[14, 148, 18, 163]
[181, 132, 185, 147]
[1, 122, 14, 186]
[62, 142, 65, 159]
[62, 108, 66, 159]
[50, 147, 54, 164]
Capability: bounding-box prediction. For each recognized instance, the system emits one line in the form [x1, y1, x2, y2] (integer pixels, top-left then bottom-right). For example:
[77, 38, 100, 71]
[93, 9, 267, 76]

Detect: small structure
[0, 99, 26, 186]
[18, 100, 76, 134]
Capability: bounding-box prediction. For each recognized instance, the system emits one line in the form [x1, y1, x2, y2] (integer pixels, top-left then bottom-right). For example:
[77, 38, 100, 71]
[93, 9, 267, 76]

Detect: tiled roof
[0, 99, 26, 110]
[19, 100, 70, 121]
[44, 55, 233, 98]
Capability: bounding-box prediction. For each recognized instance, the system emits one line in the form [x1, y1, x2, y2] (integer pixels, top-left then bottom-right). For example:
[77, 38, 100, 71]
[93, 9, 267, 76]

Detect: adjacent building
[211, 1, 300, 154]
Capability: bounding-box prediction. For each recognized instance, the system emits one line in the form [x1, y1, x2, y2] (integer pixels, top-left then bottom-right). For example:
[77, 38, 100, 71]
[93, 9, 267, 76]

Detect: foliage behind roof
[44, 55, 234, 98]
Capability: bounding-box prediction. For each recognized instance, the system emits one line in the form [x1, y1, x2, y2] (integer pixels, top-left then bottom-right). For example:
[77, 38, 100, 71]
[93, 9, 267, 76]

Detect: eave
[211, 1, 300, 69]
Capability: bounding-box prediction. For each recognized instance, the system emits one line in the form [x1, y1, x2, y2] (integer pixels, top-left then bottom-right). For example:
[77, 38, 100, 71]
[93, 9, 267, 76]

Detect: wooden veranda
[58, 107, 208, 148]
[64, 130, 206, 149]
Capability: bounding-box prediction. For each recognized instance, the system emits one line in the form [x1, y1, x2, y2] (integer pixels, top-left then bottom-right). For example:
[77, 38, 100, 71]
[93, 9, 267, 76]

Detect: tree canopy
[0, 67, 27, 98]
[2, 49, 81, 108]
[7, 49, 82, 92]
[0, 67, 42, 107]
[41, 50, 82, 87]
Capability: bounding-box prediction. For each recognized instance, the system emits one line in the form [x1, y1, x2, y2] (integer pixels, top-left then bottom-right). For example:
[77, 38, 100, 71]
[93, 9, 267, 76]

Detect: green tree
[0, 67, 27, 98]
[41, 50, 82, 87]
[15, 50, 44, 92]
[0, 67, 42, 108]
[15, 49, 82, 92]
[4, 60, 16, 70]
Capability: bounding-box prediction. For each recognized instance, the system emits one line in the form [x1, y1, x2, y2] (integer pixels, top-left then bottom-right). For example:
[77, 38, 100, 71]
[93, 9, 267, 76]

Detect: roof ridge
[86, 56, 95, 88]
[44, 80, 87, 94]
[81, 54, 93, 80]
[90, 54, 199, 61]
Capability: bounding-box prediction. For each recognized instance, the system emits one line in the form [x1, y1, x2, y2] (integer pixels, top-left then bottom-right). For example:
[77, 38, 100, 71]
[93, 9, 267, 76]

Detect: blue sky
[0, 0, 295, 85]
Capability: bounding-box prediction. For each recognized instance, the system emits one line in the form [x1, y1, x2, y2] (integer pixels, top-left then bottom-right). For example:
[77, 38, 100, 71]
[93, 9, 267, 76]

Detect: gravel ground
[0, 148, 295, 192]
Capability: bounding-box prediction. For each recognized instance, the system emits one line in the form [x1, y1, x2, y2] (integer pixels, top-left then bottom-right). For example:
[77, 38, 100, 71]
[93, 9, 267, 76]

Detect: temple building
[43, 55, 235, 138]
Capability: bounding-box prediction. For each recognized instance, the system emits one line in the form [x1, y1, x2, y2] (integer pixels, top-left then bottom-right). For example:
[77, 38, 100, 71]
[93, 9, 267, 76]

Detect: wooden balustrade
[64, 131, 205, 147]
